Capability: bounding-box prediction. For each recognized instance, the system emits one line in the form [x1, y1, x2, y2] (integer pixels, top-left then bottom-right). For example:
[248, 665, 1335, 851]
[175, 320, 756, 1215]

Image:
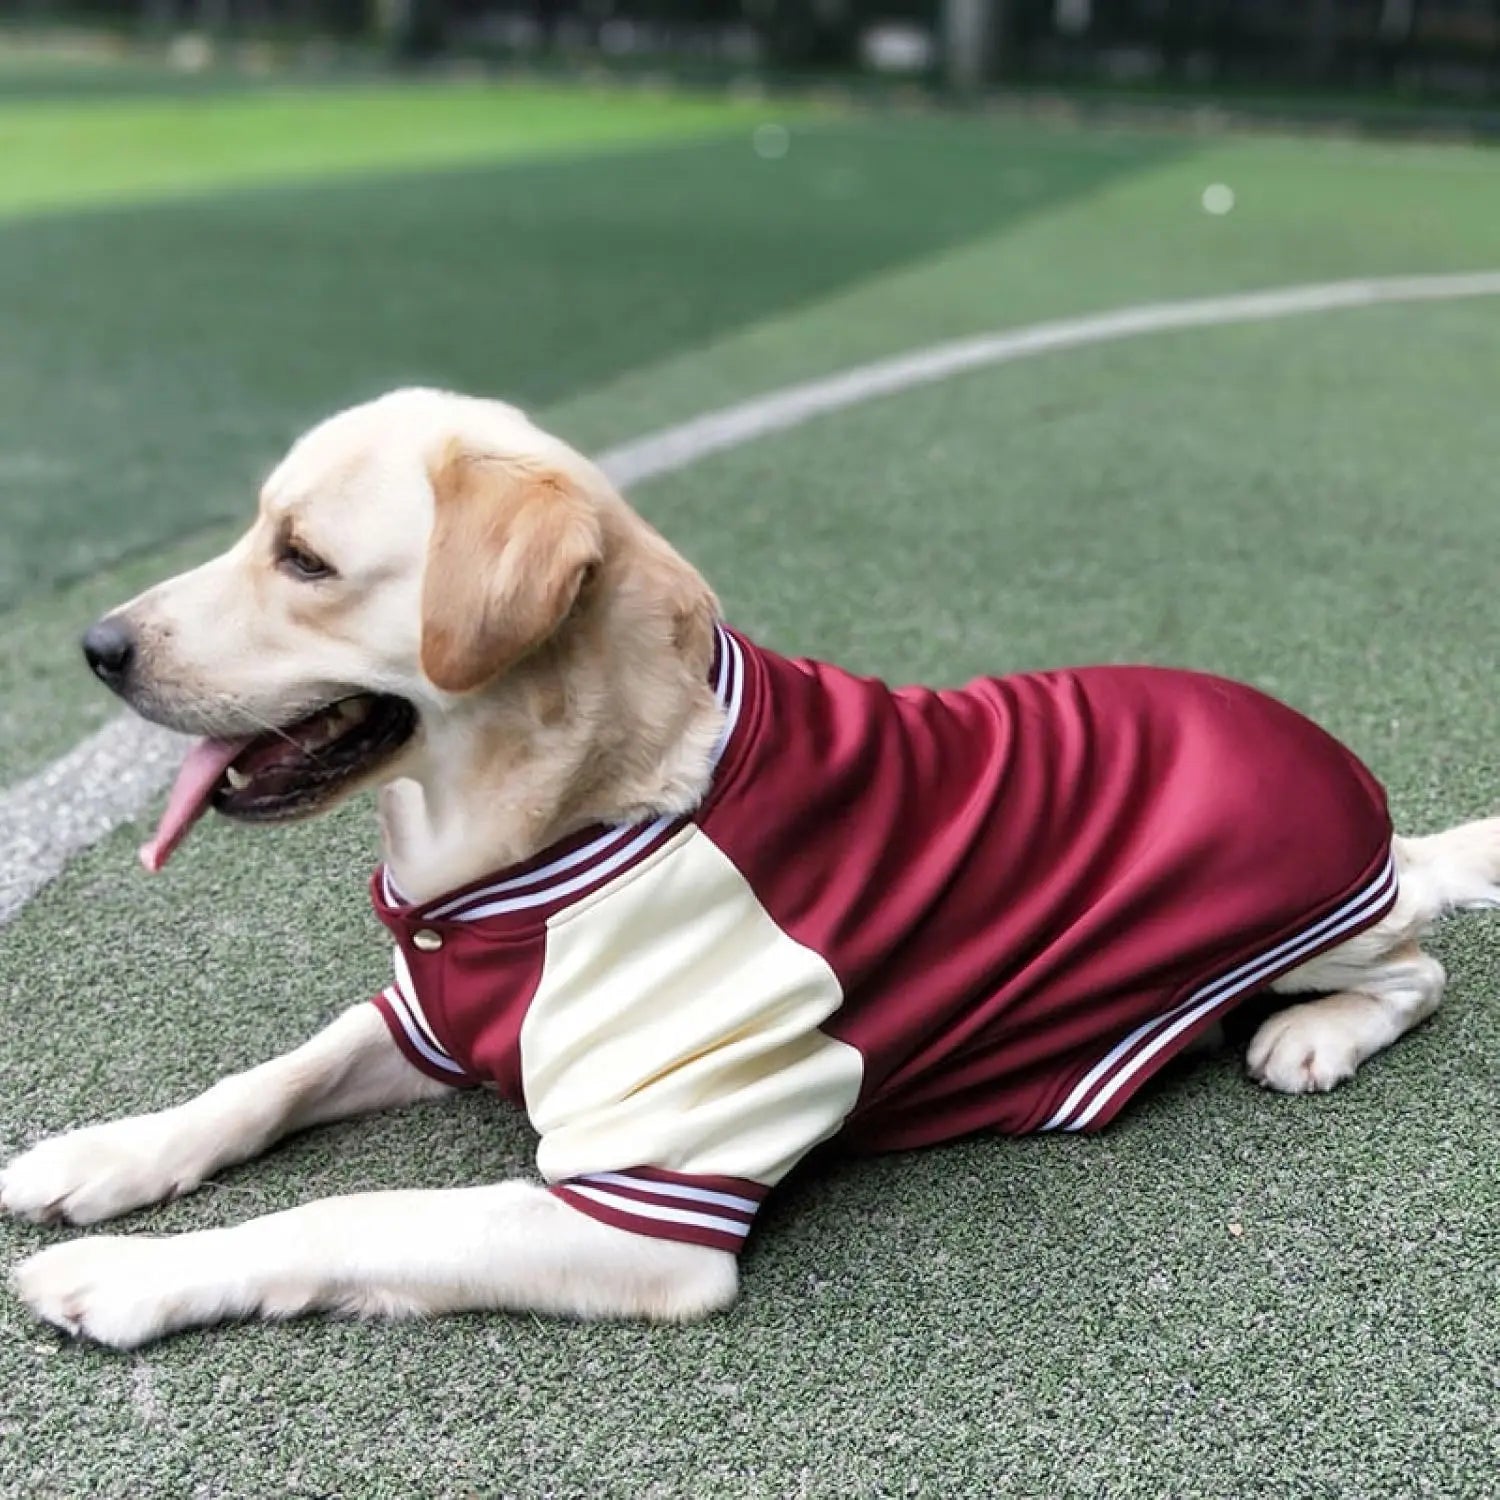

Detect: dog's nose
[81, 617, 136, 692]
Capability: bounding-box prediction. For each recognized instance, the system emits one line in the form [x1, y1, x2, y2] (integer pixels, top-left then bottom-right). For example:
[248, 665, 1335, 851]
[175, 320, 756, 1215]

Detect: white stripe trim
[708, 628, 744, 769]
[425, 823, 639, 918]
[1060, 872, 1384, 1131]
[712, 621, 733, 699]
[574, 1171, 761, 1215]
[391, 945, 453, 1058]
[562, 1183, 752, 1238]
[380, 985, 468, 1077]
[1042, 852, 1397, 1132]
[1041, 851, 1395, 1130]
[453, 813, 677, 921]
[1050, 852, 1398, 1128]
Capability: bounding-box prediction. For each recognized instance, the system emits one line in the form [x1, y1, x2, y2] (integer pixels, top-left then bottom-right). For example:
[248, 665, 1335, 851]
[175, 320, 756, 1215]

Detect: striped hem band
[1040, 849, 1399, 1133]
[550, 1166, 767, 1254]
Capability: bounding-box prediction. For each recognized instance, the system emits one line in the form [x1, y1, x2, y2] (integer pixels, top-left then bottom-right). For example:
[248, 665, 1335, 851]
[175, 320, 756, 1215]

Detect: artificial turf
[0, 114, 1171, 616]
[1, 73, 1498, 1500]
[0, 81, 806, 219]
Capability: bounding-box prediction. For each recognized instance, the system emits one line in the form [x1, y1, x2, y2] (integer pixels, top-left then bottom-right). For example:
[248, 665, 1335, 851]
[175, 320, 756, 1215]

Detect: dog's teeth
[225, 767, 251, 791]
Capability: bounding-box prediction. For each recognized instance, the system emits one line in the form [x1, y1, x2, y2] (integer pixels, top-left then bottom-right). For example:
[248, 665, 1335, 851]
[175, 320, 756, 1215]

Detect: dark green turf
[3, 294, 1499, 1499]
[0, 523, 237, 783]
[0, 117, 1174, 613]
[0, 56, 281, 103]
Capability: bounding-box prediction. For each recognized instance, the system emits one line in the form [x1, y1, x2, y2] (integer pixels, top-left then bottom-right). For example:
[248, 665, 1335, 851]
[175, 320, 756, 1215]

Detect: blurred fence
[12, 2, 1500, 100]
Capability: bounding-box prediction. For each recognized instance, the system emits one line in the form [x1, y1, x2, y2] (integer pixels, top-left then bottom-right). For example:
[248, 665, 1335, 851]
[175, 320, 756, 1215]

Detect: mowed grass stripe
[560, 131, 1500, 452]
[0, 116, 1175, 621]
[0, 81, 797, 218]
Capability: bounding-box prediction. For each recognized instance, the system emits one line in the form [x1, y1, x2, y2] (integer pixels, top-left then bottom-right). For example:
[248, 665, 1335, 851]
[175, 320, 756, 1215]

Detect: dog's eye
[278, 541, 334, 581]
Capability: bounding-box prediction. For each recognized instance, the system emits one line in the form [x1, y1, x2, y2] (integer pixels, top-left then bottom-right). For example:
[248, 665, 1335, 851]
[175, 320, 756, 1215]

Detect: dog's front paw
[1, 1115, 201, 1225]
[12, 1235, 219, 1349]
[1246, 1002, 1363, 1094]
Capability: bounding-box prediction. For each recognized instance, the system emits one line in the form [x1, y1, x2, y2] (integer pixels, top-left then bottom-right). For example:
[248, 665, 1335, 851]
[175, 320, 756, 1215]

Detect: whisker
[224, 699, 331, 765]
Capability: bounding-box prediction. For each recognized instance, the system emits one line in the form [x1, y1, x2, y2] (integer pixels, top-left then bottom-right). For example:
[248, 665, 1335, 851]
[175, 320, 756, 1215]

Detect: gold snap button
[412, 928, 443, 952]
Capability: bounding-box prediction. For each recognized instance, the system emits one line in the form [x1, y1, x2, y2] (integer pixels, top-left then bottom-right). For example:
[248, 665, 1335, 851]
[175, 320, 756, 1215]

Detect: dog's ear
[420, 443, 604, 693]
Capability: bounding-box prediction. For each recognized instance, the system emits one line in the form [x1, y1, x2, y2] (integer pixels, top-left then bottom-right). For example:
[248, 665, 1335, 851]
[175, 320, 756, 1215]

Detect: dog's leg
[1245, 818, 1500, 1094]
[1246, 943, 1445, 1094]
[1, 1004, 449, 1226]
[12, 1183, 738, 1348]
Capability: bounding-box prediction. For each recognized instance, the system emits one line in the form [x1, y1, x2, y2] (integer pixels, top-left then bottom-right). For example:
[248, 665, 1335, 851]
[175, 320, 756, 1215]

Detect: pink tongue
[139, 736, 252, 873]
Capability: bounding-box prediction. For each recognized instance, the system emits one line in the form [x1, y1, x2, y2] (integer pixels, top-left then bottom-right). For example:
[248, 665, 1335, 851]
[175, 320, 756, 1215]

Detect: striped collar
[378, 622, 747, 924]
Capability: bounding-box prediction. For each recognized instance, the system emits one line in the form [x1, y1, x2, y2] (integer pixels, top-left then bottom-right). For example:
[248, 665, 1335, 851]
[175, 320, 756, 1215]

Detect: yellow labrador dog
[5, 388, 1497, 1349]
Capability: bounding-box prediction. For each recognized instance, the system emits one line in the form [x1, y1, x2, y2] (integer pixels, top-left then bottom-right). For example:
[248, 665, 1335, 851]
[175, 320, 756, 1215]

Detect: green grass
[561, 132, 1500, 452]
[0, 524, 238, 783]
[0, 81, 801, 219]
[2, 74, 1499, 1500]
[0, 47, 256, 102]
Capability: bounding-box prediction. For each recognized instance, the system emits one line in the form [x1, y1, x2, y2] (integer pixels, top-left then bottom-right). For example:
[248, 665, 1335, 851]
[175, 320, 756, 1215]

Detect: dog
[5, 387, 1497, 1349]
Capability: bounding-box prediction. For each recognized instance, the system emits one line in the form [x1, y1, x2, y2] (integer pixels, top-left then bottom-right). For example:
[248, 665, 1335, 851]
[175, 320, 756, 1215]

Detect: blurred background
[6, 1, 1500, 115]
[2, 4, 1499, 1499]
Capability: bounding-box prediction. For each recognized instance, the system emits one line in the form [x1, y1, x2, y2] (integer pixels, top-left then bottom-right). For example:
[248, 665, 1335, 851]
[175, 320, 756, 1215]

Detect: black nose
[81, 617, 136, 692]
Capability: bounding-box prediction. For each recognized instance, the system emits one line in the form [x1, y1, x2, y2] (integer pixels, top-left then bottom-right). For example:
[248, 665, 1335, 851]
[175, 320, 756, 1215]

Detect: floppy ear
[420, 445, 604, 693]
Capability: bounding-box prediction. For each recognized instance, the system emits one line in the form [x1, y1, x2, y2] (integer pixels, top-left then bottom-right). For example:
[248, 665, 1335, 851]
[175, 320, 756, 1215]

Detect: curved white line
[597, 271, 1500, 489]
[4, 269, 1500, 924]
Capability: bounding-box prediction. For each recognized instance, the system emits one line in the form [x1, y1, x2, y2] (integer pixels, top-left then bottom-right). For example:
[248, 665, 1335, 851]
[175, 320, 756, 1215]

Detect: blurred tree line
[29, 2, 1500, 97]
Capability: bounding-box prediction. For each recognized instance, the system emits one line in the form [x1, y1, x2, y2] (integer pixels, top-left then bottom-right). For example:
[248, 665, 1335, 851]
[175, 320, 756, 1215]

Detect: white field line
[4, 269, 1499, 925]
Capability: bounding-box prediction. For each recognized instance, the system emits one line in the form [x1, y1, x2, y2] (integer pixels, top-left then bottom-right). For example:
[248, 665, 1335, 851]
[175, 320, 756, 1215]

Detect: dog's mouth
[140, 693, 417, 872]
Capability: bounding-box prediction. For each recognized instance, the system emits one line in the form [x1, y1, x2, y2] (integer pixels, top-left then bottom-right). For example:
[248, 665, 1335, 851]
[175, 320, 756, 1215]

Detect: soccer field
[1, 70, 1498, 1499]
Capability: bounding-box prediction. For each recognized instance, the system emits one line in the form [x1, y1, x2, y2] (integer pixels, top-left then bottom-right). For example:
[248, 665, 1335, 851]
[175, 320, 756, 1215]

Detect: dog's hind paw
[1246, 1001, 1363, 1095]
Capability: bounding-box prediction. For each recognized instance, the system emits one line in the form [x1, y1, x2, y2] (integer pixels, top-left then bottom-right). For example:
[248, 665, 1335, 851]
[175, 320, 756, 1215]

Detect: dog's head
[86, 389, 708, 872]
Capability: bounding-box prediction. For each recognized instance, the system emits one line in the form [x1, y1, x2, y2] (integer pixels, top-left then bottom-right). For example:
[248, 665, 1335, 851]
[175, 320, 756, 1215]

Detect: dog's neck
[378, 516, 723, 905]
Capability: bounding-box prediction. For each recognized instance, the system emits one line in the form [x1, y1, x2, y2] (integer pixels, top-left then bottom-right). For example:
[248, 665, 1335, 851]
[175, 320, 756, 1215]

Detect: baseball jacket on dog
[372, 626, 1396, 1253]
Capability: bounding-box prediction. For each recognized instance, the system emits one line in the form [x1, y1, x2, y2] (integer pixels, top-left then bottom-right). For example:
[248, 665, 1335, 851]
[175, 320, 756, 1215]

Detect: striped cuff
[551, 1167, 768, 1254]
